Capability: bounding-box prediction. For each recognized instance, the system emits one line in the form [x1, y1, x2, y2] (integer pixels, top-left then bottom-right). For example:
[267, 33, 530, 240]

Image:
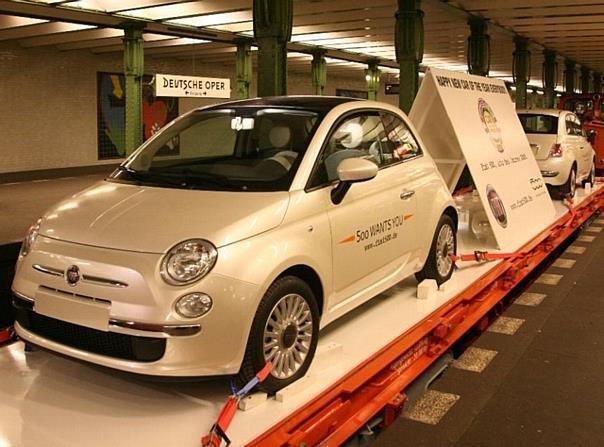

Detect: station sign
[385, 83, 399, 95]
[155, 74, 231, 98]
[410, 67, 556, 252]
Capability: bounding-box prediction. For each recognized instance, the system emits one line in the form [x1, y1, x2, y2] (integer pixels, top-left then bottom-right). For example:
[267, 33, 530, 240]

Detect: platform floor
[374, 215, 604, 447]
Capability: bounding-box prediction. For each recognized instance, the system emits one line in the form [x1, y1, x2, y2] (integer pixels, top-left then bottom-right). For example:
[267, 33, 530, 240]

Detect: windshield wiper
[150, 167, 236, 189]
[116, 165, 141, 179]
[115, 166, 190, 188]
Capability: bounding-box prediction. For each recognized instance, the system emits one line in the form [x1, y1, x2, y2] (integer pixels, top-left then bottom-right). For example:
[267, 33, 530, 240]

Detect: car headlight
[20, 218, 42, 257]
[160, 239, 217, 285]
[175, 293, 213, 318]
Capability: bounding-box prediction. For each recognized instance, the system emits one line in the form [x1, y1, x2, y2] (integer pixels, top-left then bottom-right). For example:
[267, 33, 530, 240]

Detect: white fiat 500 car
[517, 109, 596, 198]
[12, 97, 457, 392]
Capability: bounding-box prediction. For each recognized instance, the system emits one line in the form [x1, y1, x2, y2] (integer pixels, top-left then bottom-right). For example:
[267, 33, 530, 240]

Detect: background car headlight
[175, 293, 213, 318]
[161, 239, 217, 285]
[20, 218, 42, 257]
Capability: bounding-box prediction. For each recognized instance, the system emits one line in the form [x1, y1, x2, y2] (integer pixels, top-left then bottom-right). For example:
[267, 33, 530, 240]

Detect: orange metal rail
[248, 188, 604, 447]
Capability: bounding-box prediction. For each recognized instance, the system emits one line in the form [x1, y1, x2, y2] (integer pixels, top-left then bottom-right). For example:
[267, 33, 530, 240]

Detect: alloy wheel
[263, 293, 313, 379]
[436, 224, 455, 278]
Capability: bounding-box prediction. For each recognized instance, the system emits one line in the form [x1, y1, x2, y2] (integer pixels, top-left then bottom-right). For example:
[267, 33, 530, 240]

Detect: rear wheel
[582, 160, 596, 187]
[237, 276, 319, 394]
[556, 165, 576, 198]
[416, 214, 457, 286]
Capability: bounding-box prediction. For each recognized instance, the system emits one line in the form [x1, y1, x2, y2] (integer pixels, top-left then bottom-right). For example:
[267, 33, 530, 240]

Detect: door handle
[400, 190, 415, 200]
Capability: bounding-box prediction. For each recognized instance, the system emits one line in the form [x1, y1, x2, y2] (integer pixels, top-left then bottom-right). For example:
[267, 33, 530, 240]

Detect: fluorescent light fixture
[170, 11, 252, 28]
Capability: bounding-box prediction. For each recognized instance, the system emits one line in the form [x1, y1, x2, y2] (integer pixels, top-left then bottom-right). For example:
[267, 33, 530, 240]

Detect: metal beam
[123, 23, 144, 156]
[396, 0, 423, 114]
[513, 36, 530, 109]
[235, 39, 252, 99]
[366, 59, 380, 101]
[311, 49, 327, 96]
[542, 49, 557, 108]
[564, 59, 576, 94]
[467, 16, 490, 76]
[581, 66, 591, 94]
[253, 0, 293, 97]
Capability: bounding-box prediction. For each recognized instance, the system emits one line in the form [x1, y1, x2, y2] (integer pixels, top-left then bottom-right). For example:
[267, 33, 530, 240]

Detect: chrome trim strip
[11, 289, 34, 303]
[109, 319, 201, 337]
[32, 264, 128, 288]
[32, 264, 63, 277]
[81, 274, 128, 289]
[541, 170, 560, 177]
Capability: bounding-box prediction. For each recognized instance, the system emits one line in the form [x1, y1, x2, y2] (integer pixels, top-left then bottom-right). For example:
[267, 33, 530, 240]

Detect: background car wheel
[415, 214, 457, 286]
[237, 276, 319, 394]
[582, 160, 596, 187]
[556, 165, 576, 198]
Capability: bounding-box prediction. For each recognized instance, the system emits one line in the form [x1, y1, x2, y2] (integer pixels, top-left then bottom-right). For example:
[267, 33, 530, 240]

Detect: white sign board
[155, 74, 230, 98]
[410, 67, 556, 252]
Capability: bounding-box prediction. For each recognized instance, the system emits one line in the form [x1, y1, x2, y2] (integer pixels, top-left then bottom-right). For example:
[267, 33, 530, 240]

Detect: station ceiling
[0, 0, 602, 91]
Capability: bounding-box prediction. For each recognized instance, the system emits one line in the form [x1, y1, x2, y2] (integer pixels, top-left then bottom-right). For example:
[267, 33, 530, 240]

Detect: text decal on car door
[338, 214, 413, 251]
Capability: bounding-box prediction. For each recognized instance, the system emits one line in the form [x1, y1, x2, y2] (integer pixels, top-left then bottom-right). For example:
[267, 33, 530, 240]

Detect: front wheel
[416, 214, 457, 286]
[237, 276, 320, 394]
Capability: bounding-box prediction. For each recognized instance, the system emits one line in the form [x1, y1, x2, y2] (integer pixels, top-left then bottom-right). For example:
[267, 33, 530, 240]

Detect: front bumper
[11, 236, 262, 376]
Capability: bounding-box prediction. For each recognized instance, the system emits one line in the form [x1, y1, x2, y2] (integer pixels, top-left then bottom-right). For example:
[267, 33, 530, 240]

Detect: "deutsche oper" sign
[155, 74, 231, 98]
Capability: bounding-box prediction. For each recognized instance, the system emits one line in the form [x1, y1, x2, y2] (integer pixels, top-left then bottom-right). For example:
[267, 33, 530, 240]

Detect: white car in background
[12, 97, 457, 393]
[517, 109, 596, 198]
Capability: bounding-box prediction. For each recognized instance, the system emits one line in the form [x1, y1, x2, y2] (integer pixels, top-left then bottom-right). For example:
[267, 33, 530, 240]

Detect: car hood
[39, 181, 290, 253]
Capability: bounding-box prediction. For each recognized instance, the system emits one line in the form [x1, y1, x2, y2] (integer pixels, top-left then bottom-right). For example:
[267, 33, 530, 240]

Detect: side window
[565, 116, 575, 135]
[573, 117, 586, 137]
[309, 113, 385, 187]
[380, 112, 422, 165]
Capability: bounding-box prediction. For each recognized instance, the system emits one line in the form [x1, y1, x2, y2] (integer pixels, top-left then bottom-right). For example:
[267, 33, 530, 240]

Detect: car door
[308, 111, 417, 309]
[564, 114, 582, 175]
[572, 114, 591, 176]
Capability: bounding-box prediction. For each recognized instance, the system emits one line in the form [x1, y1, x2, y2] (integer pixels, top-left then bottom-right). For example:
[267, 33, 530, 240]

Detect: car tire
[237, 276, 320, 394]
[556, 164, 576, 199]
[415, 214, 457, 286]
[582, 160, 596, 188]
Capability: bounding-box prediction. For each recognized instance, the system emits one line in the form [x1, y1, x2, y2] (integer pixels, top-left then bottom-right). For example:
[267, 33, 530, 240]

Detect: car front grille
[13, 295, 165, 362]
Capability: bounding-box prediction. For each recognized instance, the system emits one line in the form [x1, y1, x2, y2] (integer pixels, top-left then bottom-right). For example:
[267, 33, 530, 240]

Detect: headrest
[269, 126, 291, 148]
[335, 122, 363, 149]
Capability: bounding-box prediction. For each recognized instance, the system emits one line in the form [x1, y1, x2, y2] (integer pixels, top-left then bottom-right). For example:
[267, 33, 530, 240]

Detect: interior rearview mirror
[331, 158, 378, 205]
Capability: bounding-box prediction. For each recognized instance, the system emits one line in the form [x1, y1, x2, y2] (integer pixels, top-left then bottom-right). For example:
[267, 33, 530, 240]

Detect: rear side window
[518, 114, 558, 134]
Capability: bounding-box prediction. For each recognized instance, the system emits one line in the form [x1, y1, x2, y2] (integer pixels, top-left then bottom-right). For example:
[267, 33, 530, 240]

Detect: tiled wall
[0, 41, 397, 174]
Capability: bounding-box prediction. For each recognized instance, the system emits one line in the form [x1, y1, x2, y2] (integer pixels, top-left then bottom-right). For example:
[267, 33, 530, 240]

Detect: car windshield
[518, 114, 558, 134]
[562, 99, 593, 117]
[109, 106, 322, 192]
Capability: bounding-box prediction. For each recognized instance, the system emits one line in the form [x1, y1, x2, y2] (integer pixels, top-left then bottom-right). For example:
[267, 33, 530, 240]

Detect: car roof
[516, 108, 566, 117]
[202, 95, 360, 113]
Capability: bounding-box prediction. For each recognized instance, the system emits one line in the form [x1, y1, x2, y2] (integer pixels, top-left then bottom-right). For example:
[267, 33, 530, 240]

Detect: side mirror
[331, 158, 378, 205]
[588, 129, 597, 144]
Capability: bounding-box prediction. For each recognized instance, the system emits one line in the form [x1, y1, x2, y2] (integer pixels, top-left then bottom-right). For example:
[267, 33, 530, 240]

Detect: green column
[395, 0, 424, 114]
[594, 72, 602, 94]
[467, 17, 490, 76]
[564, 59, 576, 94]
[123, 24, 144, 156]
[581, 66, 591, 94]
[513, 36, 530, 109]
[235, 39, 252, 99]
[366, 59, 380, 101]
[311, 49, 327, 95]
[542, 49, 557, 108]
[253, 0, 293, 97]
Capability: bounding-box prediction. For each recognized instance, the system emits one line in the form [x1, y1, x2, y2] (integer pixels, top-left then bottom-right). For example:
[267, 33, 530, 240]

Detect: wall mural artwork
[97, 72, 179, 159]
